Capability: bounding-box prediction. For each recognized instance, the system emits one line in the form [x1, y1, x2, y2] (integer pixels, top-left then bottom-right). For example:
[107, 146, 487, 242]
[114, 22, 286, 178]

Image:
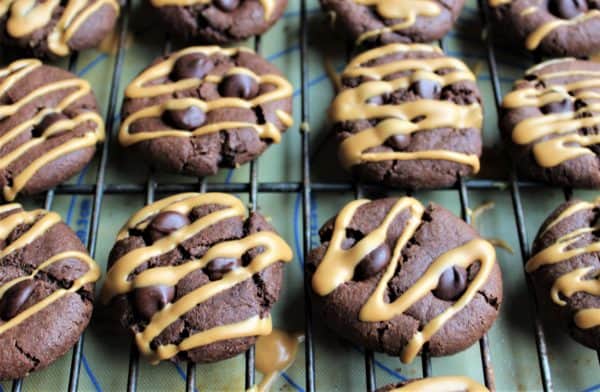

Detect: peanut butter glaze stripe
[101, 193, 293, 362]
[312, 198, 496, 363]
[148, 0, 275, 20]
[390, 376, 490, 392]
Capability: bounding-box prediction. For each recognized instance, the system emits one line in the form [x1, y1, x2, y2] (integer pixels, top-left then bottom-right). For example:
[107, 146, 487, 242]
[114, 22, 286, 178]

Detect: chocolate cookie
[0, 203, 100, 380]
[529, 198, 600, 350]
[376, 376, 489, 392]
[119, 47, 293, 178]
[322, 0, 466, 47]
[150, 0, 288, 44]
[307, 197, 502, 362]
[500, 58, 600, 188]
[0, 0, 119, 58]
[489, 0, 600, 56]
[0, 59, 105, 201]
[100, 193, 293, 363]
[331, 44, 483, 189]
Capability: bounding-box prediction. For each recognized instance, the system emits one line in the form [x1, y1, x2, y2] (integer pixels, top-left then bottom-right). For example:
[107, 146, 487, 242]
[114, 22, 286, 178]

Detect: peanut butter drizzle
[390, 376, 489, 392]
[526, 199, 600, 330]
[0, 204, 100, 335]
[489, 0, 600, 50]
[311, 197, 496, 363]
[502, 59, 600, 168]
[119, 47, 293, 148]
[100, 193, 293, 363]
[352, 0, 441, 44]
[149, 0, 275, 20]
[332, 44, 482, 173]
[0, 59, 105, 201]
[0, 0, 119, 56]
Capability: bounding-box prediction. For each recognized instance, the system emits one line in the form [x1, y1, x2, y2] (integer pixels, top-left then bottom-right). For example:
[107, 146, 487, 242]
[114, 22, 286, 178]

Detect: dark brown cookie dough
[100, 193, 292, 363]
[331, 44, 483, 189]
[529, 198, 600, 350]
[499, 58, 600, 188]
[322, 0, 466, 47]
[0, 203, 100, 380]
[0, 59, 105, 201]
[149, 0, 288, 44]
[0, 0, 119, 58]
[119, 46, 293, 178]
[489, 0, 600, 56]
[307, 198, 502, 361]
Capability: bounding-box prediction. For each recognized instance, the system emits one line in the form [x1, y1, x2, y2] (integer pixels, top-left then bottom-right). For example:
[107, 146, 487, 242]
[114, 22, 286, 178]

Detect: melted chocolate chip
[541, 98, 574, 114]
[410, 79, 441, 99]
[205, 257, 242, 280]
[0, 280, 36, 320]
[219, 74, 259, 99]
[549, 0, 588, 19]
[146, 211, 190, 242]
[214, 0, 240, 11]
[164, 106, 206, 130]
[433, 266, 468, 301]
[133, 285, 175, 320]
[386, 134, 411, 150]
[354, 244, 391, 280]
[33, 112, 69, 137]
[171, 53, 213, 81]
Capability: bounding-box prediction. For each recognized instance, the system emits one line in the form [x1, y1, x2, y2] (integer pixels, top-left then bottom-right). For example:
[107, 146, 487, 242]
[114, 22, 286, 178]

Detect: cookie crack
[15, 341, 40, 372]
[476, 290, 499, 311]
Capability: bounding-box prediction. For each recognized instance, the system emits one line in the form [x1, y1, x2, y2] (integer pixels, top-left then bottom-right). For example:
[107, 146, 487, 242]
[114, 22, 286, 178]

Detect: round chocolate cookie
[307, 197, 502, 362]
[149, 0, 288, 44]
[500, 58, 600, 188]
[489, 0, 600, 56]
[0, 0, 119, 58]
[0, 203, 100, 380]
[376, 376, 489, 392]
[322, 0, 466, 47]
[331, 43, 483, 189]
[0, 59, 105, 201]
[119, 47, 293, 178]
[529, 198, 600, 350]
[100, 193, 293, 363]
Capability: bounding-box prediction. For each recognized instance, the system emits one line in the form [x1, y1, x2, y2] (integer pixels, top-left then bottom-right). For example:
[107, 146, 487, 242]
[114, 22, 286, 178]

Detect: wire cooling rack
[1, 0, 600, 391]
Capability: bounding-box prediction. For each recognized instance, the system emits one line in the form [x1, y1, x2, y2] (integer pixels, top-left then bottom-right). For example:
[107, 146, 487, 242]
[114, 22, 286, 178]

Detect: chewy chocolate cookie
[0, 59, 105, 201]
[0, 0, 119, 58]
[376, 376, 489, 392]
[500, 58, 600, 188]
[529, 198, 600, 350]
[100, 193, 292, 363]
[119, 46, 293, 178]
[150, 0, 288, 44]
[489, 0, 600, 56]
[0, 203, 100, 380]
[322, 0, 466, 47]
[331, 43, 482, 189]
[307, 197, 502, 362]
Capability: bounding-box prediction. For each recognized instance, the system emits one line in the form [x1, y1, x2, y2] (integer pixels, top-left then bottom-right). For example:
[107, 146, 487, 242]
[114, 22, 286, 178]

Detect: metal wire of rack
[2, 0, 600, 391]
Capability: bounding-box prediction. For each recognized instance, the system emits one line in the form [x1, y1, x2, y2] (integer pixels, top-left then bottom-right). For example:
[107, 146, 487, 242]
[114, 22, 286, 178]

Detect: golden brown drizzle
[0, 0, 119, 56]
[149, 0, 275, 20]
[469, 202, 514, 254]
[332, 44, 482, 173]
[489, 0, 600, 50]
[0, 203, 100, 334]
[100, 193, 293, 363]
[311, 197, 496, 363]
[119, 47, 293, 148]
[527, 199, 600, 330]
[0, 59, 105, 201]
[502, 58, 600, 168]
[390, 376, 489, 392]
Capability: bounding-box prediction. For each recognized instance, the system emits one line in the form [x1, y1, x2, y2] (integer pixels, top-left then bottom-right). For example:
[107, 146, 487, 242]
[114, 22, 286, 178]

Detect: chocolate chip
[433, 266, 468, 301]
[205, 257, 242, 280]
[219, 74, 259, 99]
[164, 106, 206, 130]
[541, 98, 574, 114]
[133, 285, 175, 320]
[386, 134, 411, 150]
[549, 0, 588, 19]
[146, 211, 190, 242]
[33, 112, 68, 137]
[214, 0, 240, 11]
[0, 280, 36, 320]
[410, 79, 441, 99]
[354, 244, 391, 280]
[171, 53, 213, 81]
